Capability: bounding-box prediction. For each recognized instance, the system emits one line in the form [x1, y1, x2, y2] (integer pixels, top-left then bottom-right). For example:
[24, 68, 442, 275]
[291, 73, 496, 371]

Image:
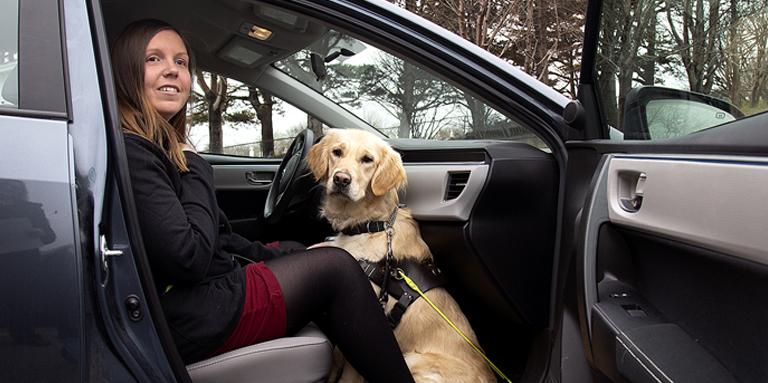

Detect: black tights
[266, 247, 415, 383]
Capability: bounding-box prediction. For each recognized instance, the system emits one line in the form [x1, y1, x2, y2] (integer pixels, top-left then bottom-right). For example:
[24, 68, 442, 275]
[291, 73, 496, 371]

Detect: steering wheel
[263, 129, 315, 223]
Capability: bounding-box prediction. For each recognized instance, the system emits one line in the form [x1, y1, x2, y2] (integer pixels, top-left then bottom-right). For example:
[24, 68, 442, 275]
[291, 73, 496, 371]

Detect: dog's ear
[306, 134, 331, 181]
[371, 146, 407, 196]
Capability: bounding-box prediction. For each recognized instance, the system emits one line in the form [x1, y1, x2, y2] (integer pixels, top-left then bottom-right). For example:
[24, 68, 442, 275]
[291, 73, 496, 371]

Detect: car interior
[102, 0, 562, 381]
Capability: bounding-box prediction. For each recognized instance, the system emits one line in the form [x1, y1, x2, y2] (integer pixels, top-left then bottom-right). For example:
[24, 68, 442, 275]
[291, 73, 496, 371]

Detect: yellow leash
[396, 269, 513, 383]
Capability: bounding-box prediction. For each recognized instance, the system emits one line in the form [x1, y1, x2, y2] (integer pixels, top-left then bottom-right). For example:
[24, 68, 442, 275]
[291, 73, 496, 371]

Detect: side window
[187, 72, 325, 158]
[0, 0, 65, 114]
[0, 0, 18, 108]
[597, 1, 767, 140]
[276, 30, 547, 150]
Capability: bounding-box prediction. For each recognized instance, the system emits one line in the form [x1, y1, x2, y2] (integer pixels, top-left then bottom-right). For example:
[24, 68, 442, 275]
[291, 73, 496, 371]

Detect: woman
[111, 19, 414, 382]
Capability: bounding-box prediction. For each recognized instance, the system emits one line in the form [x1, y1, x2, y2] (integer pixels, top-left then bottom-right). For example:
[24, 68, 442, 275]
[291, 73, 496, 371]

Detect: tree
[194, 70, 228, 153]
[715, 0, 768, 111]
[718, 0, 744, 106]
[397, 0, 587, 97]
[746, 5, 768, 109]
[665, 0, 728, 94]
[191, 71, 284, 155]
[246, 87, 276, 157]
[388, 0, 587, 140]
[596, 0, 665, 129]
[359, 54, 460, 139]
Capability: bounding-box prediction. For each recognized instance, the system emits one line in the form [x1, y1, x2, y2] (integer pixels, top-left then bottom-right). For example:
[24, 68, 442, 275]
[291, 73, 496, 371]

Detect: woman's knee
[306, 247, 364, 280]
[308, 246, 356, 265]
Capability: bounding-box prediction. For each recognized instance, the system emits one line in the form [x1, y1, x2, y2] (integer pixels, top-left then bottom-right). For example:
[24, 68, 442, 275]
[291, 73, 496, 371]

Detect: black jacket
[124, 134, 283, 363]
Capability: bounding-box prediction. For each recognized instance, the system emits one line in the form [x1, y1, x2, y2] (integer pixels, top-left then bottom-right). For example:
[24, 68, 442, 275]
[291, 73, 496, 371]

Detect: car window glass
[275, 29, 548, 150]
[0, 0, 18, 109]
[187, 72, 328, 158]
[597, 1, 767, 140]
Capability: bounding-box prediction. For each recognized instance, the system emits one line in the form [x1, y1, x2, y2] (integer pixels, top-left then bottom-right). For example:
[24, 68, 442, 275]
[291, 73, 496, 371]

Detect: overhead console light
[219, 37, 266, 67]
[253, 5, 308, 31]
[260, 6, 298, 27]
[239, 22, 272, 41]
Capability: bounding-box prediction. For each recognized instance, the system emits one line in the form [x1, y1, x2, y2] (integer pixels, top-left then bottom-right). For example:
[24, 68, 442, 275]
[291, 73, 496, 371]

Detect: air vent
[444, 171, 470, 200]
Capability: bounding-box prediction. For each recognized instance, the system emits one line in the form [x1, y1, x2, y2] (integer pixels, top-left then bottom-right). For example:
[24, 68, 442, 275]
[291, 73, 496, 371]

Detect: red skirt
[214, 262, 287, 355]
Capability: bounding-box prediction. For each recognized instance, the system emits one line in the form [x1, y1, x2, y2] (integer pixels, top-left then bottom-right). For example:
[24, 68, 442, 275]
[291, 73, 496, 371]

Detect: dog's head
[307, 129, 406, 202]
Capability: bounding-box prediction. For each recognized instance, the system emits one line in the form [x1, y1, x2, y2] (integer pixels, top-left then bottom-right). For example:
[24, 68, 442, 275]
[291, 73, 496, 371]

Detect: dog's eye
[361, 155, 374, 164]
[332, 148, 343, 157]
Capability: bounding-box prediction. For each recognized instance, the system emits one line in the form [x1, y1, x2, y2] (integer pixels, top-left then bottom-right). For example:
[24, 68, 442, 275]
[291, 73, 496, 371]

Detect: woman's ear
[306, 134, 330, 182]
[371, 147, 407, 196]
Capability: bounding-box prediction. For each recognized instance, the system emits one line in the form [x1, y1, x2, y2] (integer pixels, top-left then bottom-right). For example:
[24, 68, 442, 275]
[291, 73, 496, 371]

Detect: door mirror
[622, 86, 744, 140]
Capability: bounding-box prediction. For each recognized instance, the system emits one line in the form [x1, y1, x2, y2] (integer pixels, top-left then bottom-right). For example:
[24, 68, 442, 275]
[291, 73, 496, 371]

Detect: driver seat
[186, 324, 333, 383]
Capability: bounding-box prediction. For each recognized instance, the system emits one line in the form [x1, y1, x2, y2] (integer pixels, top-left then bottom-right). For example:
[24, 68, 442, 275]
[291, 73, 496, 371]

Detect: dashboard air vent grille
[444, 171, 470, 200]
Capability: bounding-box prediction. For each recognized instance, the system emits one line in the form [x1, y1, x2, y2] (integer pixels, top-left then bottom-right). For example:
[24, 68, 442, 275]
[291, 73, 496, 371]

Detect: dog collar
[340, 207, 398, 236]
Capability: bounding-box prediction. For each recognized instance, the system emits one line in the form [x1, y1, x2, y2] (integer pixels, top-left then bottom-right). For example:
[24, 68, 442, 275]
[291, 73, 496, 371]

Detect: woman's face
[143, 30, 191, 120]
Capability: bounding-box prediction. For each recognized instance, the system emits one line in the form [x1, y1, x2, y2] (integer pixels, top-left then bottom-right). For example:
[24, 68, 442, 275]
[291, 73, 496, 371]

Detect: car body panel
[0, 116, 82, 382]
[402, 163, 489, 222]
[606, 155, 768, 266]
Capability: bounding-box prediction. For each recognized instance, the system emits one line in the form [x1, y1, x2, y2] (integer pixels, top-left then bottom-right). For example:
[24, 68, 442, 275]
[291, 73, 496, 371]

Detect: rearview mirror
[310, 53, 326, 81]
[622, 86, 744, 140]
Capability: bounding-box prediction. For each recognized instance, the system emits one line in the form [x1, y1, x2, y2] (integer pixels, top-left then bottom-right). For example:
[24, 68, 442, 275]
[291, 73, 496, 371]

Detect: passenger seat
[186, 324, 333, 383]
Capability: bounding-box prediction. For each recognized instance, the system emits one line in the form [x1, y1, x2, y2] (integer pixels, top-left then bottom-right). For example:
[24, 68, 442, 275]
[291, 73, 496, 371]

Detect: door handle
[618, 172, 646, 213]
[245, 171, 273, 185]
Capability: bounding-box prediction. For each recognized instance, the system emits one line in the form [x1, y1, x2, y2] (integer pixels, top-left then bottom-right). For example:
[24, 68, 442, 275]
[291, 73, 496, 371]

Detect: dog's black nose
[333, 171, 351, 188]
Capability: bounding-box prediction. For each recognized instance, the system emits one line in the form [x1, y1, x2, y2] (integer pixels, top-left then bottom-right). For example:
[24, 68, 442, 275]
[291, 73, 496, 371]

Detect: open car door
[561, 1, 768, 382]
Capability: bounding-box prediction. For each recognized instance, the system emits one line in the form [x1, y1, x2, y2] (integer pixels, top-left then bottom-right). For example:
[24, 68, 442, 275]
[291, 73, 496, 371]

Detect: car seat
[186, 324, 333, 383]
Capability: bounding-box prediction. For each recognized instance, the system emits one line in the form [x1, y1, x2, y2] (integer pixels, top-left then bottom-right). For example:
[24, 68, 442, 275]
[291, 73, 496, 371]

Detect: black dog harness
[342, 207, 446, 328]
[358, 257, 445, 328]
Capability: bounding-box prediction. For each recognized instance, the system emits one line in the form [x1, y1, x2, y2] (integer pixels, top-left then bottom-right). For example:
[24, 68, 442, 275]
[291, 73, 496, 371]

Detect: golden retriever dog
[307, 129, 495, 383]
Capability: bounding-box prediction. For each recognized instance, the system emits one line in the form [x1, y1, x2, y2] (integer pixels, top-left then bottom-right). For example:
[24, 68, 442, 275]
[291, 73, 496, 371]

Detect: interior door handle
[245, 171, 273, 185]
[618, 172, 646, 213]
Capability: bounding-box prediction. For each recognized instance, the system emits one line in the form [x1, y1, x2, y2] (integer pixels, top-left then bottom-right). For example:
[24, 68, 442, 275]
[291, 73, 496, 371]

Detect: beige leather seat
[187, 325, 333, 383]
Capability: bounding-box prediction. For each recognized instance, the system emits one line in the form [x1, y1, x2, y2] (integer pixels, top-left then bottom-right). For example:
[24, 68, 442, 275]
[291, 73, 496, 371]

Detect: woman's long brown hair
[111, 19, 194, 172]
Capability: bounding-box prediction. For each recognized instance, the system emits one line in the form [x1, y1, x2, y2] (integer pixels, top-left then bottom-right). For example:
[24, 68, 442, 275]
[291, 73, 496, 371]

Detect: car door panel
[606, 156, 768, 264]
[201, 154, 278, 240]
[212, 164, 275, 238]
[394, 141, 559, 378]
[577, 153, 768, 383]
